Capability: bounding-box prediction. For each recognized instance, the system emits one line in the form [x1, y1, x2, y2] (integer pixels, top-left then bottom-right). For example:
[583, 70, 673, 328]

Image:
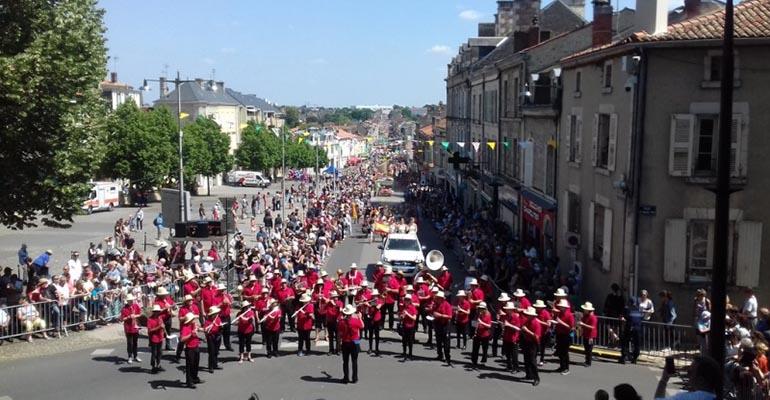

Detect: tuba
[425, 250, 444, 272]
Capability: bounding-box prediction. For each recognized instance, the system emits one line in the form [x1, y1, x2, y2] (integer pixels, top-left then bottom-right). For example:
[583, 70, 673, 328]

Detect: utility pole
[709, 1, 735, 398]
[176, 71, 186, 222]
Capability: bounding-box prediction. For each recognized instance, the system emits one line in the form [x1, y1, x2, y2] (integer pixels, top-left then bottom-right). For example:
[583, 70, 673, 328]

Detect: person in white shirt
[638, 289, 655, 321]
[67, 251, 83, 283]
[135, 208, 144, 231]
[741, 287, 758, 329]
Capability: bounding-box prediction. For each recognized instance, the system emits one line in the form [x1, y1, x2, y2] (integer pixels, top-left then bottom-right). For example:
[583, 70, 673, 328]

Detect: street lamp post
[281, 126, 286, 225]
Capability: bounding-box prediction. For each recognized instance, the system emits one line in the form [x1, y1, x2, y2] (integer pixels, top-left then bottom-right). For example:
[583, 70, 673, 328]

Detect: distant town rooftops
[155, 79, 238, 106]
[226, 88, 279, 113]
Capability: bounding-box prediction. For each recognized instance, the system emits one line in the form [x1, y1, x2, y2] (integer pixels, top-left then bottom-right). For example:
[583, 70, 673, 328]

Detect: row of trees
[235, 122, 329, 173]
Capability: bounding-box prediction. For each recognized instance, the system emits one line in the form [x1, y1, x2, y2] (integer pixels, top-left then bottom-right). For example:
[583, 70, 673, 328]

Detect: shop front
[498, 185, 519, 234]
[520, 189, 557, 258]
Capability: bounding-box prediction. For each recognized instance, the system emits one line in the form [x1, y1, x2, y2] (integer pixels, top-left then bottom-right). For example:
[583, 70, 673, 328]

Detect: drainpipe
[630, 48, 648, 297]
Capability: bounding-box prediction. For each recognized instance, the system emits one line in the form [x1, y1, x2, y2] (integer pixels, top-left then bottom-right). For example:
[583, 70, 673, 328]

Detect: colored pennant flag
[179, 112, 189, 119]
[426, 140, 434, 146]
[239, 123, 249, 129]
[456, 142, 465, 148]
[297, 137, 304, 143]
[440, 141, 450, 149]
[472, 142, 481, 152]
[503, 139, 510, 148]
[487, 141, 496, 150]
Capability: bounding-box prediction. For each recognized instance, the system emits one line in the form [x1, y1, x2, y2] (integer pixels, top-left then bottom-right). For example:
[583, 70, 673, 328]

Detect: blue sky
[100, 0, 694, 107]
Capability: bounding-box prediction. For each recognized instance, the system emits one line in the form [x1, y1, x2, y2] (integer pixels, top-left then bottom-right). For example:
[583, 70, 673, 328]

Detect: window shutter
[587, 201, 595, 262]
[664, 219, 687, 283]
[669, 114, 694, 176]
[736, 221, 762, 287]
[607, 114, 619, 172]
[591, 114, 598, 167]
[562, 191, 570, 234]
[564, 116, 572, 161]
[524, 143, 534, 187]
[602, 207, 613, 271]
[575, 115, 583, 164]
[730, 114, 742, 177]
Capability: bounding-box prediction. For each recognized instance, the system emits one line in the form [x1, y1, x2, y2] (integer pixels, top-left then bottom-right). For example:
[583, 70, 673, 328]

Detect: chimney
[159, 77, 168, 97]
[528, 16, 541, 47]
[592, 0, 613, 46]
[684, 0, 701, 19]
[636, 0, 668, 35]
[563, 0, 586, 19]
[495, 1, 515, 37]
[110, 72, 117, 83]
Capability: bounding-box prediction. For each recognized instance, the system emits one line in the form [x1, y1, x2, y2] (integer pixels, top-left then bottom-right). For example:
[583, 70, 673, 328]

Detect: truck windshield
[385, 239, 421, 252]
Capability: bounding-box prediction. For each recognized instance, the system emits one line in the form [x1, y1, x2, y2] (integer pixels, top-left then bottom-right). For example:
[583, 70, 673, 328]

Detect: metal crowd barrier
[570, 315, 699, 356]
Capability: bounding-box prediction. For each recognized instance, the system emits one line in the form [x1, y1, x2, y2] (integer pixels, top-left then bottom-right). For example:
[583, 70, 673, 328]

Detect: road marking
[91, 348, 114, 356]
[280, 341, 298, 349]
[0, 396, 13, 400]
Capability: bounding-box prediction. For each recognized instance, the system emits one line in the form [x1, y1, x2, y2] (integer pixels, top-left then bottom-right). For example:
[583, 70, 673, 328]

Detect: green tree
[182, 116, 233, 195]
[284, 106, 301, 128]
[102, 103, 177, 192]
[234, 122, 280, 173]
[0, 0, 109, 228]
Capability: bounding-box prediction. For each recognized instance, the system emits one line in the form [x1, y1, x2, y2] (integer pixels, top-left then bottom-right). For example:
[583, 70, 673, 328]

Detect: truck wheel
[87, 206, 93, 215]
[108, 203, 114, 211]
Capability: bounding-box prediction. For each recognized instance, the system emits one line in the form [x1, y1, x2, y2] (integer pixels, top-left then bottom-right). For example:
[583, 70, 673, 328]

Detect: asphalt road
[0, 190, 661, 400]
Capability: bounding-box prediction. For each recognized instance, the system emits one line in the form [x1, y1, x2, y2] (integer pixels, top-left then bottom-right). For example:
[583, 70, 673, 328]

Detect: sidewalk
[0, 322, 125, 363]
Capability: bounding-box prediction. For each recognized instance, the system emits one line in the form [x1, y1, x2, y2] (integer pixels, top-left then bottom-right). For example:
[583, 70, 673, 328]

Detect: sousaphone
[425, 249, 444, 271]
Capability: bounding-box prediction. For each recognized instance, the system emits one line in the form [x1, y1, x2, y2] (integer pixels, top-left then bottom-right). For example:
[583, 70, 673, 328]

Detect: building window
[512, 138, 519, 179]
[603, 62, 612, 89]
[545, 143, 556, 196]
[568, 115, 578, 162]
[513, 77, 520, 116]
[694, 115, 718, 173]
[567, 192, 580, 233]
[593, 203, 605, 262]
[597, 114, 611, 168]
[575, 70, 582, 93]
[687, 220, 735, 282]
[708, 55, 722, 82]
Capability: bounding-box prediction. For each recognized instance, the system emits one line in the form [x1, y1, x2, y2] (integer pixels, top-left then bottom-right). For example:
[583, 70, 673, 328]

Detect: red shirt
[469, 288, 484, 309]
[402, 303, 418, 329]
[276, 286, 295, 303]
[523, 317, 542, 344]
[369, 298, 384, 322]
[215, 292, 232, 317]
[344, 271, 363, 286]
[433, 299, 453, 326]
[201, 286, 217, 312]
[555, 309, 575, 335]
[237, 309, 256, 335]
[581, 313, 598, 339]
[437, 271, 453, 291]
[385, 278, 400, 305]
[241, 283, 261, 301]
[255, 295, 270, 315]
[325, 299, 343, 324]
[180, 323, 200, 348]
[455, 298, 471, 324]
[154, 297, 175, 321]
[480, 281, 494, 298]
[178, 303, 200, 323]
[537, 309, 552, 325]
[296, 303, 315, 331]
[416, 283, 431, 303]
[204, 316, 221, 336]
[517, 297, 531, 311]
[502, 312, 521, 343]
[475, 312, 493, 338]
[264, 308, 282, 332]
[147, 315, 165, 344]
[338, 316, 364, 342]
[120, 303, 142, 334]
[183, 281, 200, 298]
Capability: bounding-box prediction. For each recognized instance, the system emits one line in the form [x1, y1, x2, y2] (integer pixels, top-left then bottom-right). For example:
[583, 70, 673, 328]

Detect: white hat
[362, 280, 369, 287]
[207, 306, 221, 316]
[320, 270, 328, 277]
[371, 289, 380, 296]
[415, 276, 424, 283]
[342, 304, 356, 315]
[523, 307, 538, 317]
[481, 275, 489, 281]
[193, 255, 201, 262]
[299, 293, 312, 303]
[498, 292, 511, 302]
[580, 302, 595, 311]
[281, 278, 288, 283]
[125, 294, 135, 301]
[503, 301, 516, 310]
[469, 278, 478, 286]
[217, 283, 226, 291]
[513, 289, 526, 298]
[554, 288, 568, 297]
[405, 284, 414, 291]
[151, 304, 162, 312]
[441, 265, 448, 271]
[384, 267, 393, 275]
[261, 287, 269, 293]
[404, 294, 412, 300]
[456, 290, 467, 297]
[296, 270, 305, 277]
[156, 287, 169, 296]
[556, 299, 570, 308]
[435, 291, 445, 299]
[182, 312, 197, 324]
[157, 241, 168, 249]
[45, 249, 53, 254]
[204, 276, 212, 283]
[316, 278, 324, 285]
[184, 294, 194, 302]
[350, 263, 358, 269]
[241, 301, 251, 308]
[478, 301, 487, 309]
[533, 299, 547, 308]
[249, 275, 258, 282]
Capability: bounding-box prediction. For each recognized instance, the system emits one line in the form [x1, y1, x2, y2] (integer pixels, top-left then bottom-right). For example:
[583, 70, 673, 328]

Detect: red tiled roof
[419, 125, 434, 138]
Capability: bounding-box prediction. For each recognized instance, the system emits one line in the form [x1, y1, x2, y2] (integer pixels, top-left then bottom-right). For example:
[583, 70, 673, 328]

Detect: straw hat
[45, 249, 53, 254]
[498, 292, 511, 302]
[456, 290, 467, 297]
[478, 301, 487, 309]
[513, 289, 526, 298]
[556, 299, 570, 308]
[261, 287, 269, 294]
[371, 289, 380, 296]
[151, 304, 162, 312]
[523, 307, 538, 317]
[431, 286, 439, 293]
[249, 275, 258, 282]
[241, 301, 251, 308]
[38, 278, 49, 285]
[316, 278, 324, 285]
[184, 294, 194, 302]
[554, 288, 568, 297]
[320, 270, 328, 277]
[533, 299, 547, 308]
[299, 293, 312, 303]
[350, 263, 358, 269]
[580, 302, 595, 311]
[404, 294, 412, 300]
[296, 270, 305, 277]
[185, 275, 195, 282]
[405, 284, 414, 291]
[182, 312, 197, 324]
[207, 306, 221, 316]
[203, 276, 212, 283]
[217, 283, 226, 291]
[469, 278, 478, 286]
[503, 301, 516, 310]
[481, 275, 489, 281]
[435, 291, 445, 299]
[342, 304, 356, 315]
[384, 267, 393, 275]
[156, 287, 169, 296]
[125, 294, 135, 301]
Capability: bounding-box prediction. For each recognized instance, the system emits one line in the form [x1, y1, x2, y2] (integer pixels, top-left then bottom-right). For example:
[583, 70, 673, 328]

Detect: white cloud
[203, 57, 215, 65]
[459, 9, 482, 21]
[220, 47, 236, 54]
[427, 45, 452, 55]
[309, 58, 328, 65]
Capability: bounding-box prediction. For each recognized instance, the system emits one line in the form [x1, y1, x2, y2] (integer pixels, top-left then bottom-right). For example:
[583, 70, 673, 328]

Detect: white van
[82, 182, 120, 214]
[227, 171, 271, 188]
[379, 232, 426, 278]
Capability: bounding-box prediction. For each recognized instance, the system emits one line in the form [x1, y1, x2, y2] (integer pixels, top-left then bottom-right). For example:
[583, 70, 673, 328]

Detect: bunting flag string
[471, 142, 481, 152]
[503, 139, 510, 148]
[456, 141, 465, 148]
[440, 141, 450, 149]
[487, 141, 496, 150]
[426, 140, 434, 147]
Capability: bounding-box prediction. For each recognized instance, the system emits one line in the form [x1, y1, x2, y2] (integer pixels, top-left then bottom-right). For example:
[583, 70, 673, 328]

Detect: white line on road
[91, 348, 114, 356]
[0, 395, 13, 400]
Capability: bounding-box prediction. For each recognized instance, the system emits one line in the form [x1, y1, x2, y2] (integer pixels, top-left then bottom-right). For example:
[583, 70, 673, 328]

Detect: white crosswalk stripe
[90, 348, 114, 356]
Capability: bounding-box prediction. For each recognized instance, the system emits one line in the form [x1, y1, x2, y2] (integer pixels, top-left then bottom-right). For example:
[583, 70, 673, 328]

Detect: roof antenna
[112, 56, 119, 73]
[211, 68, 216, 81]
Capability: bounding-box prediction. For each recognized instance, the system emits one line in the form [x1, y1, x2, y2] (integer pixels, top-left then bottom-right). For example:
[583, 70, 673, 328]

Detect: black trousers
[402, 326, 415, 357]
[184, 347, 200, 385]
[620, 328, 640, 363]
[583, 337, 594, 365]
[538, 331, 551, 363]
[362, 317, 371, 339]
[280, 303, 295, 332]
[297, 330, 311, 353]
[206, 334, 221, 370]
[238, 332, 253, 354]
[327, 323, 338, 354]
[522, 340, 539, 381]
[163, 318, 173, 350]
[220, 316, 232, 350]
[555, 332, 571, 371]
[150, 342, 162, 369]
[383, 303, 395, 329]
[367, 321, 380, 353]
[502, 341, 519, 371]
[341, 342, 360, 381]
[491, 325, 501, 356]
[265, 331, 280, 356]
[125, 332, 138, 359]
[471, 336, 489, 365]
[435, 325, 451, 362]
[454, 322, 468, 348]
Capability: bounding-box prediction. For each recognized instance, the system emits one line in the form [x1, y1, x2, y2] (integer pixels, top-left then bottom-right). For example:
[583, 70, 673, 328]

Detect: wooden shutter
[587, 201, 595, 262]
[564, 115, 572, 161]
[562, 191, 570, 234]
[601, 207, 613, 271]
[736, 221, 762, 287]
[591, 114, 598, 167]
[730, 114, 742, 177]
[669, 114, 694, 176]
[607, 114, 618, 172]
[664, 219, 688, 283]
[524, 143, 534, 187]
[575, 115, 583, 164]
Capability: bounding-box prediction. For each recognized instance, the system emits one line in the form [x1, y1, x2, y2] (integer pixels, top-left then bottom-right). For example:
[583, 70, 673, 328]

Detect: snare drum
[166, 334, 179, 349]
